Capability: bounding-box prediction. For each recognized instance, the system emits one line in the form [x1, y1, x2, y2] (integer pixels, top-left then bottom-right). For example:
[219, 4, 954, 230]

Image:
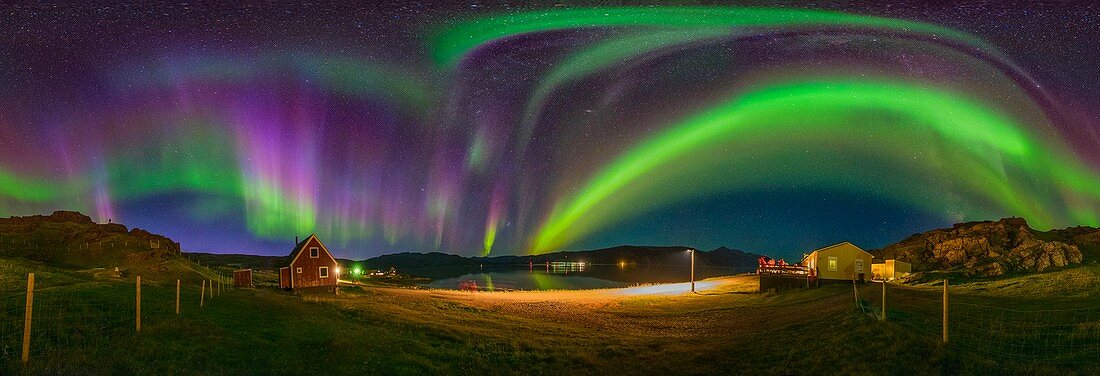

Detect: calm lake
[420, 263, 753, 291]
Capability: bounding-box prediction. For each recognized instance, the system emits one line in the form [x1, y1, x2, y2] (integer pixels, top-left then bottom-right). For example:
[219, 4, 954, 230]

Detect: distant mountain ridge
[187, 245, 763, 272]
[185, 252, 357, 270]
[360, 245, 764, 276]
[188, 218, 1100, 280]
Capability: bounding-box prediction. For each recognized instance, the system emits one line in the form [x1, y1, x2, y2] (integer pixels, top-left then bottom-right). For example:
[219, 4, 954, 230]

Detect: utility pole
[690, 249, 696, 293]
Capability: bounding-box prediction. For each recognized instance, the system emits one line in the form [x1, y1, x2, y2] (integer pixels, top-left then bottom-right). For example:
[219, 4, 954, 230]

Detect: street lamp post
[690, 249, 695, 293]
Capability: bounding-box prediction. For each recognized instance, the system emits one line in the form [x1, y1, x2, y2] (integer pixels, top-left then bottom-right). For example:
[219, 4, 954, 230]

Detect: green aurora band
[429, 6, 995, 67]
[514, 28, 734, 153]
[3, 6, 1094, 256]
[0, 170, 66, 203]
[531, 80, 1100, 253]
[437, 6, 1069, 254]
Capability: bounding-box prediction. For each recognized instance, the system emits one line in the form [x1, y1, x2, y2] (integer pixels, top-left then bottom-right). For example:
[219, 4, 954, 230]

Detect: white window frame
[296, 267, 302, 274]
[319, 266, 329, 278]
[828, 256, 838, 272]
[310, 247, 319, 258]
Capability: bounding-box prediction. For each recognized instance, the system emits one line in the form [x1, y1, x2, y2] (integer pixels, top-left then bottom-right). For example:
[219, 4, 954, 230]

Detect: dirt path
[351, 275, 850, 340]
[370, 275, 752, 302]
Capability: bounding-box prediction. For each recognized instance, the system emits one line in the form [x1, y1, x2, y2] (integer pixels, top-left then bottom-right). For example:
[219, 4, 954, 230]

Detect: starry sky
[1, 2, 1098, 259]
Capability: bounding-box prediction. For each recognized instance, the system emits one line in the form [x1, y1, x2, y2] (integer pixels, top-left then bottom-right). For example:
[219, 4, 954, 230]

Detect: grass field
[2, 258, 1098, 375]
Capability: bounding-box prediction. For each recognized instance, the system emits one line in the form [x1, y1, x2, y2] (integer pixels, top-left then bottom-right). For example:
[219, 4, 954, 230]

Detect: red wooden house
[278, 234, 340, 289]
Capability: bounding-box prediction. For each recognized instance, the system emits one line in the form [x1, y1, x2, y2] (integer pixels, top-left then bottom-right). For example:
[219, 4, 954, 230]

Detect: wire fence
[855, 281, 1100, 366]
[0, 270, 237, 372]
[0, 235, 179, 251]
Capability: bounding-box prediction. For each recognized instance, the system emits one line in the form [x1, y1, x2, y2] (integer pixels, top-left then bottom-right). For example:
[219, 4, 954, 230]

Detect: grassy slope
[2, 258, 1098, 375]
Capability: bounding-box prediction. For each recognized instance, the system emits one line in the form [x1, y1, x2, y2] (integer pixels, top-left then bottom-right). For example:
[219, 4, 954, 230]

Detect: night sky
[1, 2, 1098, 259]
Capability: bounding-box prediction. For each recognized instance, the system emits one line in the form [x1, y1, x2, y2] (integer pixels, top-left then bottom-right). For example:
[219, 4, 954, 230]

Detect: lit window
[296, 267, 302, 274]
[319, 266, 329, 278]
[828, 256, 838, 272]
[310, 247, 319, 258]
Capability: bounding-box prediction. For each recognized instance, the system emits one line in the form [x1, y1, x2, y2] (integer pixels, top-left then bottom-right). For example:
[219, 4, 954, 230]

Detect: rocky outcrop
[0, 210, 182, 266]
[880, 218, 1086, 277]
[47, 210, 94, 224]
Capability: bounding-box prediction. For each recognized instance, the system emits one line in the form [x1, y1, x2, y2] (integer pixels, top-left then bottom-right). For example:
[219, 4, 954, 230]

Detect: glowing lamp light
[334, 267, 342, 275]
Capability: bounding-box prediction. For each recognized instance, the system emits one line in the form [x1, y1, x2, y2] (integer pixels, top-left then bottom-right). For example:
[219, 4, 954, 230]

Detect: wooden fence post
[22, 273, 34, 364]
[851, 278, 858, 306]
[201, 280, 206, 307]
[881, 281, 886, 321]
[176, 279, 181, 315]
[942, 279, 949, 344]
[136, 276, 142, 332]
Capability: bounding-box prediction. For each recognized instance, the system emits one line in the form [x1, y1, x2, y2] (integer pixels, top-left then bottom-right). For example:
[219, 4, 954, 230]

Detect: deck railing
[756, 265, 811, 275]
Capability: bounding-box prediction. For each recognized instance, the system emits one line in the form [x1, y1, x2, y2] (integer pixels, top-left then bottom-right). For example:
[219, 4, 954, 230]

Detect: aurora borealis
[2, 3, 1098, 259]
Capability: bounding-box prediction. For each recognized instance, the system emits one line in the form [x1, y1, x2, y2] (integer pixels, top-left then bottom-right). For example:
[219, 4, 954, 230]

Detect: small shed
[871, 259, 913, 281]
[234, 269, 253, 288]
[802, 242, 874, 283]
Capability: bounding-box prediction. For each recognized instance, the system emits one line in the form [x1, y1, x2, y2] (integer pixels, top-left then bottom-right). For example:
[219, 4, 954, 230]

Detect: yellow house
[803, 242, 874, 283]
[871, 259, 913, 281]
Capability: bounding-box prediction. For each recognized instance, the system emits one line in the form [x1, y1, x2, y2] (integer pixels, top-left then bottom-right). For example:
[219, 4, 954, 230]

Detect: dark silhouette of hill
[183, 245, 764, 281]
[0, 211, 195, 279]
[358, 245, 764, 276]
[185, 252, 357, 270]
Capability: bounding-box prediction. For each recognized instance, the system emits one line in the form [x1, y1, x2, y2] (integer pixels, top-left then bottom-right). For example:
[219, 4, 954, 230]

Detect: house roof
[808, 241, 873, 257]
[287, 234, 316, 261]
[286, 234, 338, 266]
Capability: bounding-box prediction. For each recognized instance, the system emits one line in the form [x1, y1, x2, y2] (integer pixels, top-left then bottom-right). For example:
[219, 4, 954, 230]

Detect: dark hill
[360, 245, 763, 277]
[184, 252, 357, 270]
[0, 211, 191, 278]
[366, 251, 478, 270]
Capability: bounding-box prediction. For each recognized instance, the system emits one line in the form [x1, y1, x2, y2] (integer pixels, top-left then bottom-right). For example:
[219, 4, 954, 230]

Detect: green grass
[2, 257, 1098, 375]
[0, 258, 88, 293]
